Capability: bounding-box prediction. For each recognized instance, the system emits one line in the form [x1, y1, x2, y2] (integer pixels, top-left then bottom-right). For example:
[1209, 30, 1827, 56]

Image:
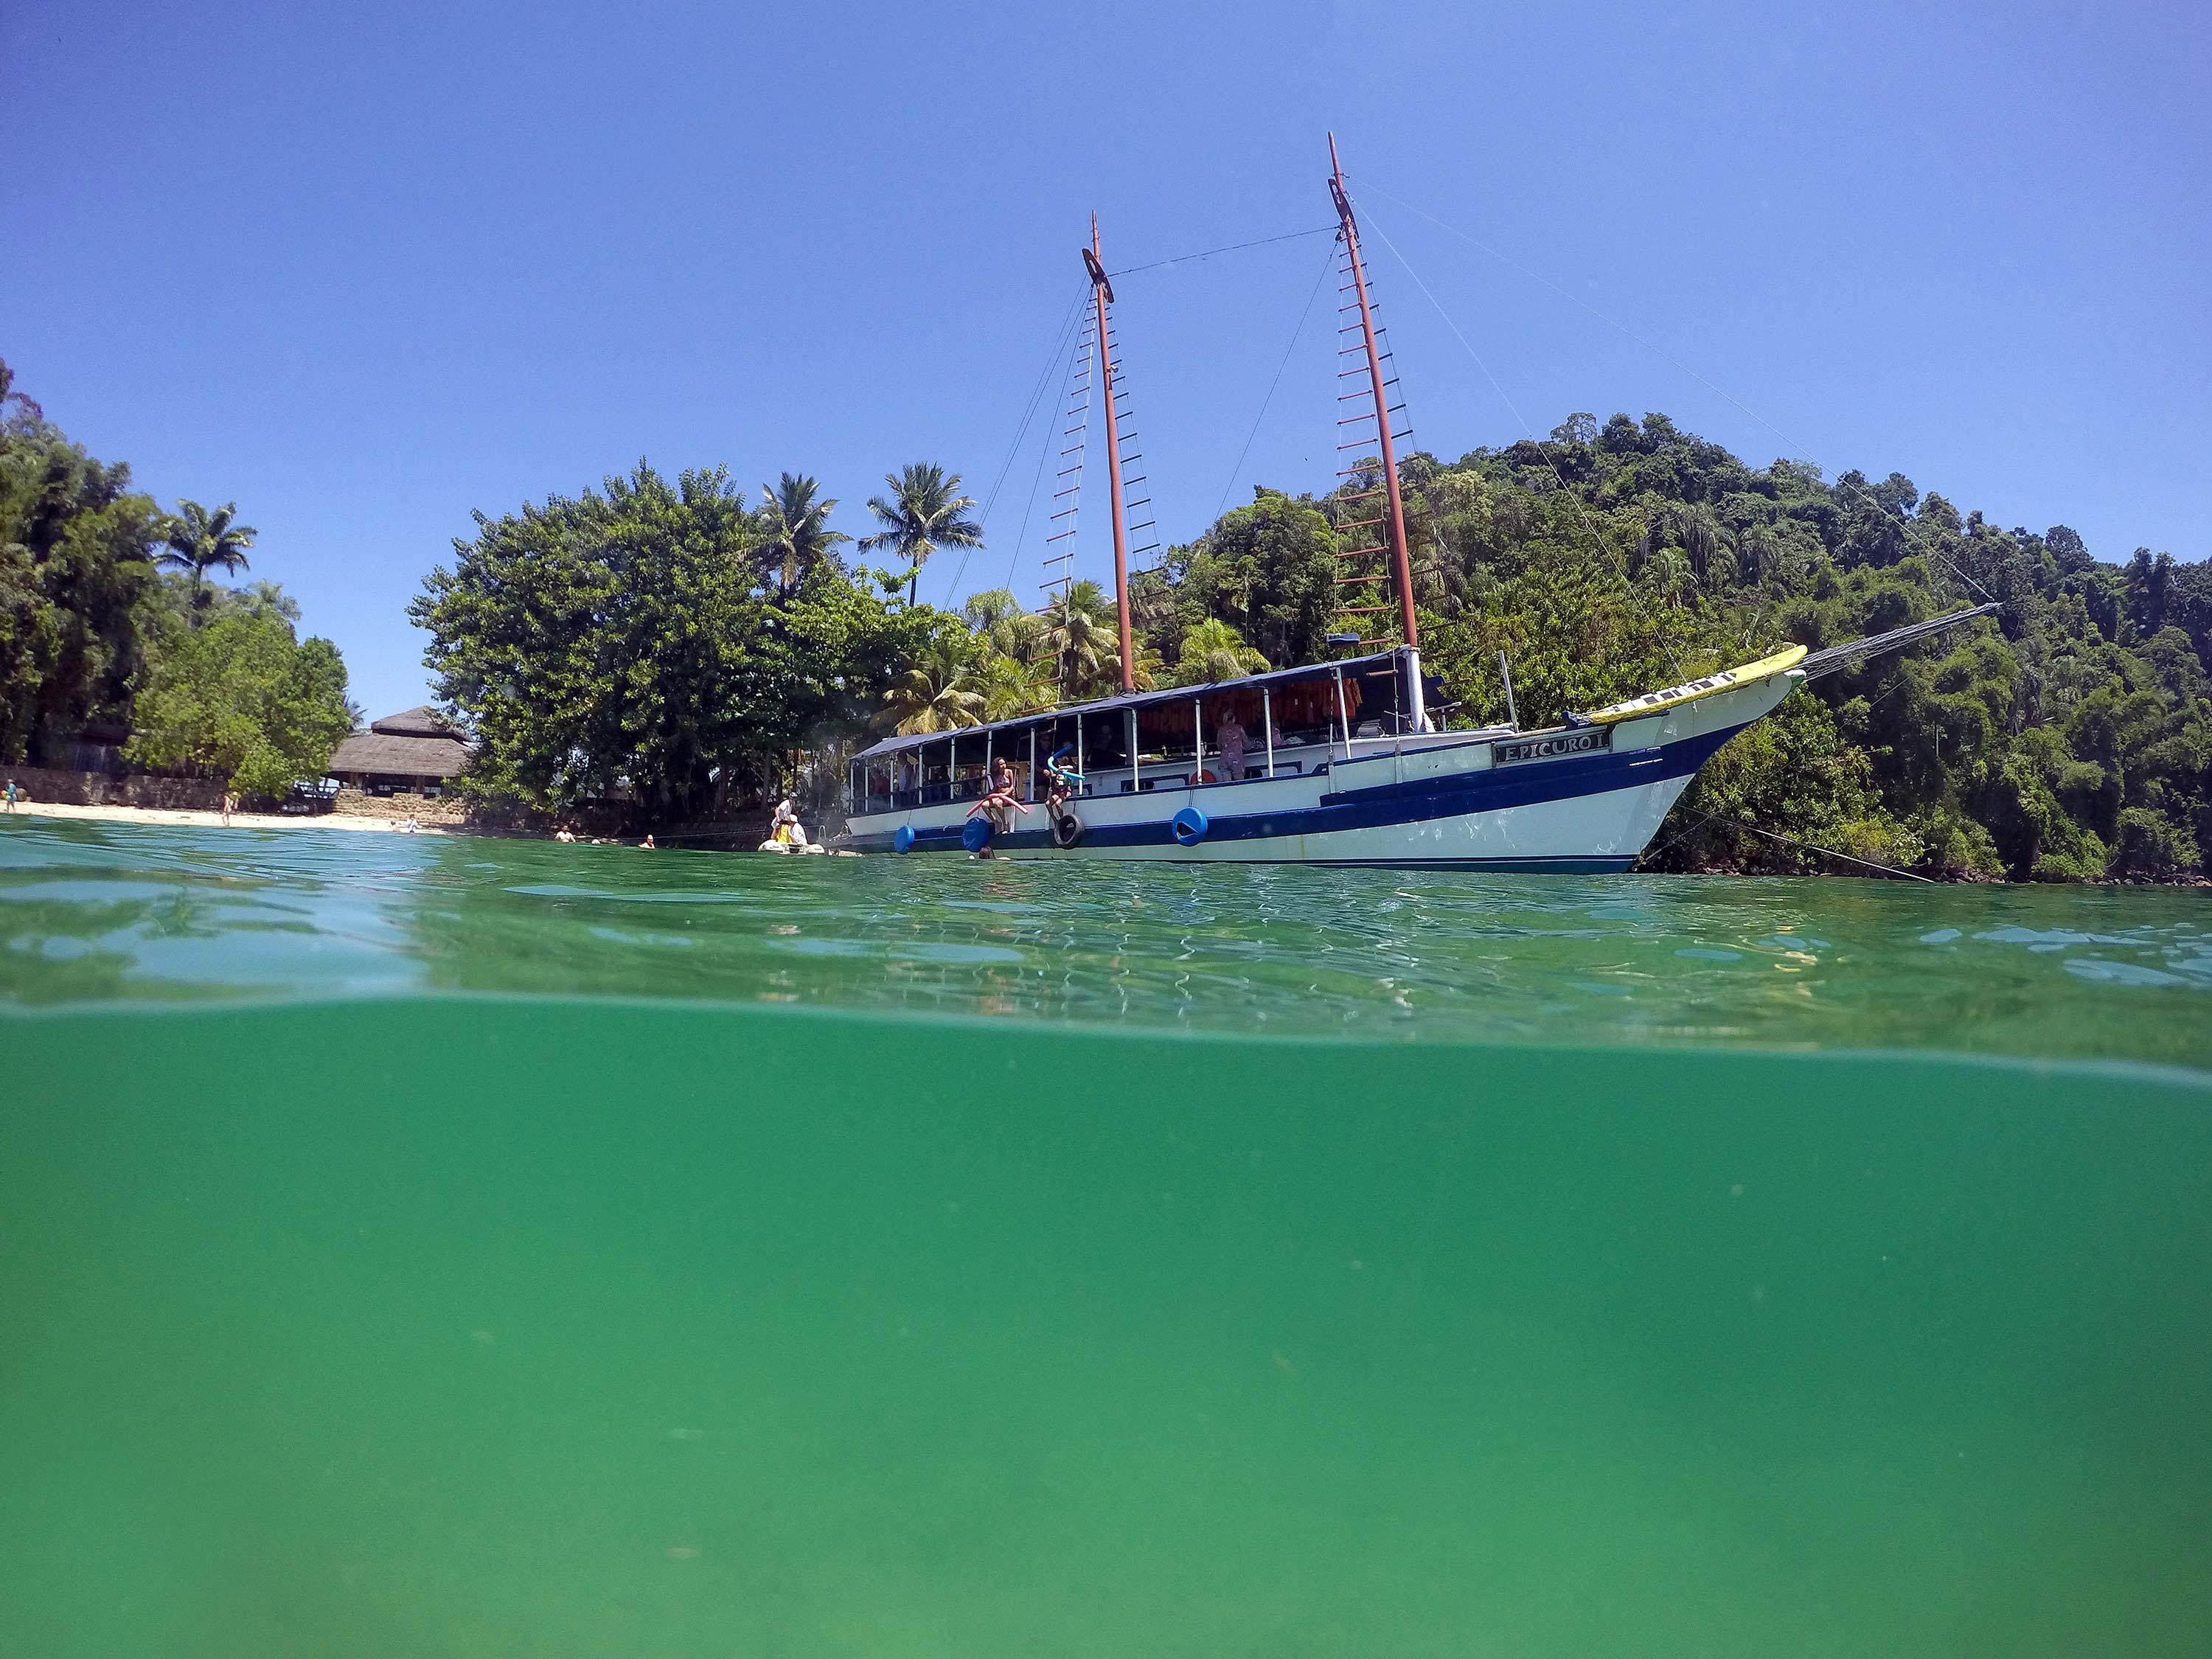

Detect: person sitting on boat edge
[1041, 745, 1083, 816]
[967, 757, 1030, 853]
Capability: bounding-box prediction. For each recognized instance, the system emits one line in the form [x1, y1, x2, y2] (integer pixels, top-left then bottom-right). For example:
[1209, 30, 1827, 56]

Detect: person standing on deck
[1217, 712, 1249, 782]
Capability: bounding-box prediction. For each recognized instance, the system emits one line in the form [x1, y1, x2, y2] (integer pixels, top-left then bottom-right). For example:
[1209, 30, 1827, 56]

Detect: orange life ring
[1189, 769, 1217, 786]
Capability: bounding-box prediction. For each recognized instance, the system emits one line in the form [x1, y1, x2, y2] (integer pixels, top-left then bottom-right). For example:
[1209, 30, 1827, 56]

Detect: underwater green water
[5, 819, 2211, 1656]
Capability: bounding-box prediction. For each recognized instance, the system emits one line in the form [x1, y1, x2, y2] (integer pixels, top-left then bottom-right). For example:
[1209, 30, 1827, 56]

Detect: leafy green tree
[411, 462, 931, 822]
[1157, 488, 1338, 671]
[159, 499, 256, 614]
[859, 463, 983, 606]
[0, 378, 164, 762]
[125, 594, 352, 798]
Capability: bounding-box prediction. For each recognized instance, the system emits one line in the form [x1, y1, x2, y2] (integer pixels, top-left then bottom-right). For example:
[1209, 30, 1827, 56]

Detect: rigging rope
[1637, 805, 1935, 882]
[1004, 307, 1093, 595]
[1107, 225, 1335, 279]
[1353, 178, 1996, 605]
[1214, 240, 1338, 522]
[940, 291, 1088, 605]
[1358, 198, 1686, 680]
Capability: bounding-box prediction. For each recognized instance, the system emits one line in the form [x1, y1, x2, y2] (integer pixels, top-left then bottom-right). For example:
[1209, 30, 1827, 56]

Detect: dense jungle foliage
[0, 361, 353, 793]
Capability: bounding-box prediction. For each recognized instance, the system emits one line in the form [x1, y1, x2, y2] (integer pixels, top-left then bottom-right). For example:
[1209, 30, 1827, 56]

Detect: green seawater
[5, 818, 2211, 1656]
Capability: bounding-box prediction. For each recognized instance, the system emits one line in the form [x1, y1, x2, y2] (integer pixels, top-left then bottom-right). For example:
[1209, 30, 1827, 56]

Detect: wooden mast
[1083, 216, 1137, 694]
[1326, 133, 1419, 654]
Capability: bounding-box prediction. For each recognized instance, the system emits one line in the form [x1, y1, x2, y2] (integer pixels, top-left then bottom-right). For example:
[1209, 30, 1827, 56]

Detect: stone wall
[330, 788, 471, 825]
[1, 765, 226, 812]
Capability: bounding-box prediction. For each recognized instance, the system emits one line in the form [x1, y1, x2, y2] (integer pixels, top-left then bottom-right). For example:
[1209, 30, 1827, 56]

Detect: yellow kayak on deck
[1584, 644, 1808, 726]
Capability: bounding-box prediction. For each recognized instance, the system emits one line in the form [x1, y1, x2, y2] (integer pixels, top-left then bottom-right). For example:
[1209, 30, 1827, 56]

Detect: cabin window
[1078, 710, 1127, 776]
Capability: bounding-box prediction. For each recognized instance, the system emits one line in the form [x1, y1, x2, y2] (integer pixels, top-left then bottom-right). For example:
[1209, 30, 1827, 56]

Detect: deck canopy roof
[851, 648, 1411, 762]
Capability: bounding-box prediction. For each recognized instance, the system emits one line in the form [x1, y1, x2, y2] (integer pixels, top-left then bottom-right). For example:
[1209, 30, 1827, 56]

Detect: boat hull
[844, 669, 1800, 869]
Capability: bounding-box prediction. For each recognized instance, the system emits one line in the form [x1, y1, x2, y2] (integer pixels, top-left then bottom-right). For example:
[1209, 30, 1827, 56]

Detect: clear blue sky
[6, 0, 2205, 719]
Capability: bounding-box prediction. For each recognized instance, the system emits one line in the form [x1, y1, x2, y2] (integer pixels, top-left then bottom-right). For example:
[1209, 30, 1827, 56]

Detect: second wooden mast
[1082, 215, 1138, 695]
[1326, 133, 1420, 657]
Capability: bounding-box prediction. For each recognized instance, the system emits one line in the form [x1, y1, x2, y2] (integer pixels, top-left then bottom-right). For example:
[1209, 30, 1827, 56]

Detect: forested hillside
[1074, 411, 2205, 881]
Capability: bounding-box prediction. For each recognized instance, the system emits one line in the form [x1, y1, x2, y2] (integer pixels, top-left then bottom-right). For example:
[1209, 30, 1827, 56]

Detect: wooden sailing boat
[840, 139, 1991, 867]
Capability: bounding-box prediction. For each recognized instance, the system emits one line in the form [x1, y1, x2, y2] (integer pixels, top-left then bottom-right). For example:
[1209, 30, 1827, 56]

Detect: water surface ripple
[6, 819, 2206, 1067]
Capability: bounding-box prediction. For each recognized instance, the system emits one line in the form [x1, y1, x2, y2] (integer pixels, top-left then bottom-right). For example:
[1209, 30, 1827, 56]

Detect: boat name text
[1495, 728, 1613, 765]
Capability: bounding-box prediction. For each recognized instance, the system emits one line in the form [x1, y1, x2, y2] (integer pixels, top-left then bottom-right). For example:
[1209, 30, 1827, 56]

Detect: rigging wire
[1358, 198, 1686, 678]
[1352, 178, 1994, 605]
[1003, 311, 1093, 594]
[1107, 225, 1335, 279]
[1214, 239, 1338, 522]
[936, 290, 1087, 605]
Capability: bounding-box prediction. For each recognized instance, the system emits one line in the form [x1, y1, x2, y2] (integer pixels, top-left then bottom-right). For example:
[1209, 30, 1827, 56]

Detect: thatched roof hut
[327, 706, 473, 794]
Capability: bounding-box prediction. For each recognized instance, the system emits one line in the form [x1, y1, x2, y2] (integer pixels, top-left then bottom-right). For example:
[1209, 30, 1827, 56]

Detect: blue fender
[1172, 805, 1208, 847]
[894, 824, 916, 853]
[961, 816, 992, 853]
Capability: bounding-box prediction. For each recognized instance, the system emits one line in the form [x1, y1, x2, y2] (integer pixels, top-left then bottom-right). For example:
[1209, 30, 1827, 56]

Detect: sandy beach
[4, 800, 451, 835]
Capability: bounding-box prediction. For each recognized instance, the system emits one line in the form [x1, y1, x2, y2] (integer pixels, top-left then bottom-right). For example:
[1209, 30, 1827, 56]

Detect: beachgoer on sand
[221, 790, 237, 826]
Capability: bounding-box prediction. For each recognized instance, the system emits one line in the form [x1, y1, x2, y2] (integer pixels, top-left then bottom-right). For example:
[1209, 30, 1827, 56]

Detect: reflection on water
[4, 818, 2208, 1066]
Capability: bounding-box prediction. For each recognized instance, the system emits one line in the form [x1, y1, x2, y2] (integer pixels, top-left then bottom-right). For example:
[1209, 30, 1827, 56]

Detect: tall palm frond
[755, 472, 849, 596]
[973, 650, 1058, 721]
[159, 499, 257, 615]
[858, 463, 983, 605]
[1170, 617, 1270, 686]
[877, 641, 985, 734]
[1038, 580, 1117, 699]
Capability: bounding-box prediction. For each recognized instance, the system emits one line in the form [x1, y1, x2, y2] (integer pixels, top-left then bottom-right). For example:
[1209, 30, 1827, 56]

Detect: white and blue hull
[844, 669, 1800, 869]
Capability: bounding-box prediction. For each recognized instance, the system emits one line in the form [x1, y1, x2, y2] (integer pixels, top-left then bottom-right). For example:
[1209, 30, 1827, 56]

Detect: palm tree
[1039, 580, 1117, 699]
[1171, 618, 1270, 686]
[754, 473, 849, 596]
[877, 639, 985, 734]
[859, 463, 983, 605]
[963, 588, 1048, 662]
[973, 650, 1057, 721]
[159, 499, 256, 613]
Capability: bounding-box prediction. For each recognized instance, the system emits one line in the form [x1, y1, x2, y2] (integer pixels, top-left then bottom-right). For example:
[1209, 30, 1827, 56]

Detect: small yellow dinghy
[1584, 644, 1808, 726]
